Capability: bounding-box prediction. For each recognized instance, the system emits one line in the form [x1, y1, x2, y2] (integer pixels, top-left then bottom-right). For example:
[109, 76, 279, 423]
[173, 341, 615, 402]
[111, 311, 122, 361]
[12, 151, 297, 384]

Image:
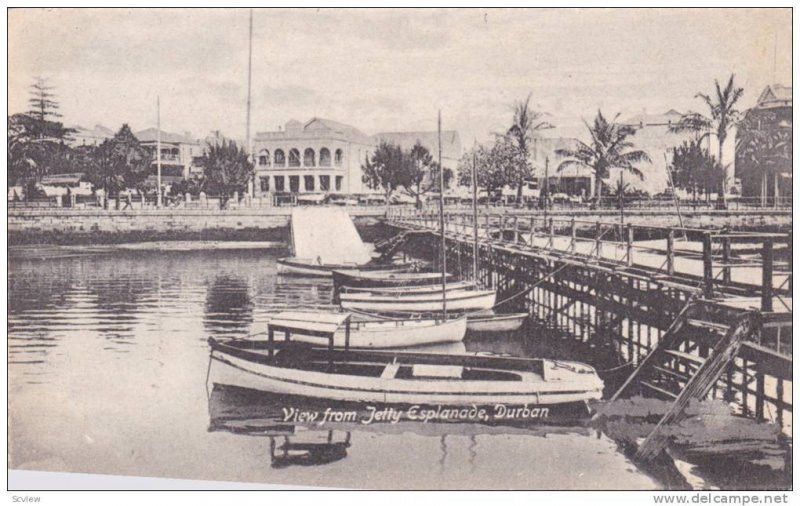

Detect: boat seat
[381, 362, 401, 379]
[412, 364, 463, 379]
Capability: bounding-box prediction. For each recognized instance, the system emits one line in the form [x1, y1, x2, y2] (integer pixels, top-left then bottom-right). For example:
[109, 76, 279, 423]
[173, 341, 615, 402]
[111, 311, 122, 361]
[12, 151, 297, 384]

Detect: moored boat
[332, 269, 455, 289]
[339, 280, 476, 296]
[268, 310, 466, 348]
[277, 257, 413, 277]
[207, 335, 604, 407]
[339, 289, 496, 313]
[466, 312, 528, 333]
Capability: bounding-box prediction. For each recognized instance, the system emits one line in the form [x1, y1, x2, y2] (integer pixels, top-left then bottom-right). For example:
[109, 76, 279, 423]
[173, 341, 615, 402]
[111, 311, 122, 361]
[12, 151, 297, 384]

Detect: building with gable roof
[135, 128, 204, 186]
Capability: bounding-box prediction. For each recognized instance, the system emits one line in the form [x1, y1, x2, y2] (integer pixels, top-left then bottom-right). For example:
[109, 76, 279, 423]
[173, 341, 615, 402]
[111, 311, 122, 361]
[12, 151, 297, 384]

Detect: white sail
[290, 207, 373, 265]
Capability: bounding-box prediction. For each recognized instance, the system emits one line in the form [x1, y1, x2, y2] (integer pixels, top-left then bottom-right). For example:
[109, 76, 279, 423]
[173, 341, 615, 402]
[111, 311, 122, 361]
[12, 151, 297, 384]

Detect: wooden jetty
[384, 208, 792, 440]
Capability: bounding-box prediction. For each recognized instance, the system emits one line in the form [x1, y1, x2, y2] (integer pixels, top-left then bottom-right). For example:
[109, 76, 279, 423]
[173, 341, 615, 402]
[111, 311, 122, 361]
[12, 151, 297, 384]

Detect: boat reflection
[268, 431, 351, 469]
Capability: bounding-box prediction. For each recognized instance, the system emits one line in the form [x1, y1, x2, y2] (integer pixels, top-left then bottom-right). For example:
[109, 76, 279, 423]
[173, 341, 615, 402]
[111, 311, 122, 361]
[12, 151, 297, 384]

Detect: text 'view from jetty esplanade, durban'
[6, 8, 792, 492]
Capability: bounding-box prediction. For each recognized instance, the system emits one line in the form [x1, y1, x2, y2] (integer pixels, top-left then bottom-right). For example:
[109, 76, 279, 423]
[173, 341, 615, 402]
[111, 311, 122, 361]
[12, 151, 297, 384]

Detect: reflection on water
[9, 247, 661, 489]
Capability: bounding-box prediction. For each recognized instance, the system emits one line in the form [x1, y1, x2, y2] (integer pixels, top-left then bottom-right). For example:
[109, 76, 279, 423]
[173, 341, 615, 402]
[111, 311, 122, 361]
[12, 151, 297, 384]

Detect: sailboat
[277, 207, 413, 276]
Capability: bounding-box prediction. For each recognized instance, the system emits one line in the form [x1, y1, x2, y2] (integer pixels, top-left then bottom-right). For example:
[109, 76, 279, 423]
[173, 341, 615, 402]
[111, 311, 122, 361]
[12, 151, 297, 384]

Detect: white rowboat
[339, 289, 496, 313]
[277, 257, 412, 277]
[208, 338, 604, 407]
[269, 311, 466, 349]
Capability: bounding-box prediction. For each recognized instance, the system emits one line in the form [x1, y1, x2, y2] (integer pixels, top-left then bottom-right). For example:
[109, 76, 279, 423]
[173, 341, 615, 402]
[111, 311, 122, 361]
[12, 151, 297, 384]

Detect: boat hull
[333, 269, 453, 288]
[291, 317, 467, 348]
[208, 350, 603, 407]
[340, 290, 496, 313]
[340, 280, 475, 296]
[278, 258, 411, 277]
[467, 313, 528, 332]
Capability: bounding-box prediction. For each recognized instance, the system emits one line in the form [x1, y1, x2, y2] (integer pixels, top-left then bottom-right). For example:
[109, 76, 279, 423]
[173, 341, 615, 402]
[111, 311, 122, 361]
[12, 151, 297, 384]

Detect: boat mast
[156, 96, 161, 208]
[246, 9, 254, 197]
[471, 146, 479, 285]
[438, 110, 447, 318]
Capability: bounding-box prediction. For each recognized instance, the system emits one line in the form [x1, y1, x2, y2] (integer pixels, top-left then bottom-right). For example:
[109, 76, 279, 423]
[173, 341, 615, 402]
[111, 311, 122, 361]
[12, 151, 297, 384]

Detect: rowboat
[339, 280, 476, 296]
[332, 269, 455, 289]
[207, 336, 604, 407]
[277, 257, 413, 277]
[466, 312, 528, 332]
[268, 311, 466, 349]
[339, 289, 496, 313]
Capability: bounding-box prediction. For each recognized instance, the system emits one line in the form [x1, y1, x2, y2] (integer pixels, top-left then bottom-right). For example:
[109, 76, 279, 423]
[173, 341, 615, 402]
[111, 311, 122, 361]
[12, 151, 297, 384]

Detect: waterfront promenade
[8, 204, 792, 245]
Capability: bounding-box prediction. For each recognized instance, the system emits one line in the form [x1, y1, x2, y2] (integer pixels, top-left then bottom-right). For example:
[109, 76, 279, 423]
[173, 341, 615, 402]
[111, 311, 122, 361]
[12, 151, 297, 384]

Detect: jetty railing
[388, 207, 792, 314]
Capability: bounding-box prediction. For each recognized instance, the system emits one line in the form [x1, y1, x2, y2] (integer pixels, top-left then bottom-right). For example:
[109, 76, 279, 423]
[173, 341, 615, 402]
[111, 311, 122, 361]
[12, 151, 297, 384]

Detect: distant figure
[316, 256, 323, 266]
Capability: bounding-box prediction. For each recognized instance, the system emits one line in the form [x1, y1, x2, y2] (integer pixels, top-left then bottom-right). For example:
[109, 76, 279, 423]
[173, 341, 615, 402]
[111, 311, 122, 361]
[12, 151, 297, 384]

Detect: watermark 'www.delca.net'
[654, 494, 790, 504]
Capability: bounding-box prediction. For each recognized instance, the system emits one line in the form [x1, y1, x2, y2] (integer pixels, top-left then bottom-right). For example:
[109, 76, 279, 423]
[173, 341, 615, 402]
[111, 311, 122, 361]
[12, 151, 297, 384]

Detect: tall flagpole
[438, 110, 447, 318]
[246, 9, 254, 197]
[471, 145, 479, 285]
[157, 96, 162, 208]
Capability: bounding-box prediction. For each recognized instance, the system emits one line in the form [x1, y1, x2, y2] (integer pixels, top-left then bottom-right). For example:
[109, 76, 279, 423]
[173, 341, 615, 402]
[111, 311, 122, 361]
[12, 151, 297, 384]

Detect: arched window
[319, 148, 331, 167]
[258, 149, 270, 166]
[274, 149, 286, 166]
[303, 148, 315, 167]
[334, 149, 343, 166]
[289, 148, 301, 167]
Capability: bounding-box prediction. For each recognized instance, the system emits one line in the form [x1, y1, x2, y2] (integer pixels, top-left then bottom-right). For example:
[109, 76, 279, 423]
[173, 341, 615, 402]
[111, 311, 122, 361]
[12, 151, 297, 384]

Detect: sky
[8, 8, 792, 146]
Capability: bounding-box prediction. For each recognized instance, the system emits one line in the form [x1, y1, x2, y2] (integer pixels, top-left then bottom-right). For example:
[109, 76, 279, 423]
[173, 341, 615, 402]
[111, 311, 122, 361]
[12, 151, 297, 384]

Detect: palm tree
[507, 94, 552, 205]
[669, 74, 744, 207]
[555, 110, 650, 204]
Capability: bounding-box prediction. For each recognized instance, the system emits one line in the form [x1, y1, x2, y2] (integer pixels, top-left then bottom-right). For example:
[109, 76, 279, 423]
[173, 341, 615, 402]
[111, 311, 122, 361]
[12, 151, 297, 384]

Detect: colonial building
[620, 109, 700, 195]
[135, 128, 204, 186]
[252, 118, 375, 196]
[251, 118, 462, 197]
[735, 84, 792, 200]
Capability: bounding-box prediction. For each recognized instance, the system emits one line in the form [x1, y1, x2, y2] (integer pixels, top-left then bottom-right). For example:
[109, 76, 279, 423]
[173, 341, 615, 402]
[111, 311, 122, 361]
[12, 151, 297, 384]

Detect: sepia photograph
[6, 6, 793, 494]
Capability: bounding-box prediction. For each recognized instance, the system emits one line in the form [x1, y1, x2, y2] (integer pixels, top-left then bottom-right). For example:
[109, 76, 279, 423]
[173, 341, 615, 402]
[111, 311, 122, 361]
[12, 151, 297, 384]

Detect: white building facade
[252, 118, 377, 196]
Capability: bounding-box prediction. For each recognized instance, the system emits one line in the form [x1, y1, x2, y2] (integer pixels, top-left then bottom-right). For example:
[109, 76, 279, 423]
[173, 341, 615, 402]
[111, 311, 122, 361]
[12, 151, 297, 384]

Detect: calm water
[8, 247, 658, 489]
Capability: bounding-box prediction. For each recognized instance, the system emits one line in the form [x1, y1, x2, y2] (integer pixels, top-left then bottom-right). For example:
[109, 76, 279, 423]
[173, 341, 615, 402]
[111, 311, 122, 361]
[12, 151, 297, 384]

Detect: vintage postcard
[6, 6, 793, 495]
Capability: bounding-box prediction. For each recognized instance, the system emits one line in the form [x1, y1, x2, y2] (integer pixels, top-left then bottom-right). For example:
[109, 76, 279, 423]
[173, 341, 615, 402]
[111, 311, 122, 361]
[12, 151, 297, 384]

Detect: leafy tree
[361, 141, 406, 204]
[670, 140, 724, 203]
[555, 110, 650, 202]
[7, 78, 75, 187]
[735, 110, 791, 200]
[84, 124, 151, 207]
[458, 144, 500, 205]
[669, 74, 744, 206]
[506, 94, 552, 204]
[400, 141, 436, 207]
[196, 138, 254, 209]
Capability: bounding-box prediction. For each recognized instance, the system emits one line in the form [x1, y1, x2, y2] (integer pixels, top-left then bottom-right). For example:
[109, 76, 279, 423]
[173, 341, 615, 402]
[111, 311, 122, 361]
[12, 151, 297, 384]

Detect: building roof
[135, 128, 198, 144]
[371, 130, 462, 163]
[756, 84, 792, 109]
[304, 118, 372, 143]
[41, 173, 85, 185]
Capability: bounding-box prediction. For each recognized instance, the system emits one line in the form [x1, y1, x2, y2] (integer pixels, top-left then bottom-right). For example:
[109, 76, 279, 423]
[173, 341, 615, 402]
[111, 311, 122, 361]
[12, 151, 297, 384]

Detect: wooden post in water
[667, 229, 675, 275]
[702, 233, 714, 298]
[626, 224, 633, 267]
[722, 237, 732, 284]
[570, 218, 576, 254]
[761, 239, 773, 312]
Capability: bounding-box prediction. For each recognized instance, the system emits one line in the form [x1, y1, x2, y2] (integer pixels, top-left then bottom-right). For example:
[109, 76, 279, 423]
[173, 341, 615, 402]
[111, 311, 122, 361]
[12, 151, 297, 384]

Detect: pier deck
[385, 208, 792, 428]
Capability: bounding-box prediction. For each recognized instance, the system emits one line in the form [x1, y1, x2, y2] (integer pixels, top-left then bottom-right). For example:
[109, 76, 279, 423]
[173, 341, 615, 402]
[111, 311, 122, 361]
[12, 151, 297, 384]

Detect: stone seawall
[8, 206, 790, 245]
[8, 207, 385, 245]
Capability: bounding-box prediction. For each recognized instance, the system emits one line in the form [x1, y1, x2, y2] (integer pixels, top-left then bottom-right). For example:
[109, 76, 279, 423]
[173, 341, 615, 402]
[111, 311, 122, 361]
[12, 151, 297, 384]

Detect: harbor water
[7, 246, 787, 490]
